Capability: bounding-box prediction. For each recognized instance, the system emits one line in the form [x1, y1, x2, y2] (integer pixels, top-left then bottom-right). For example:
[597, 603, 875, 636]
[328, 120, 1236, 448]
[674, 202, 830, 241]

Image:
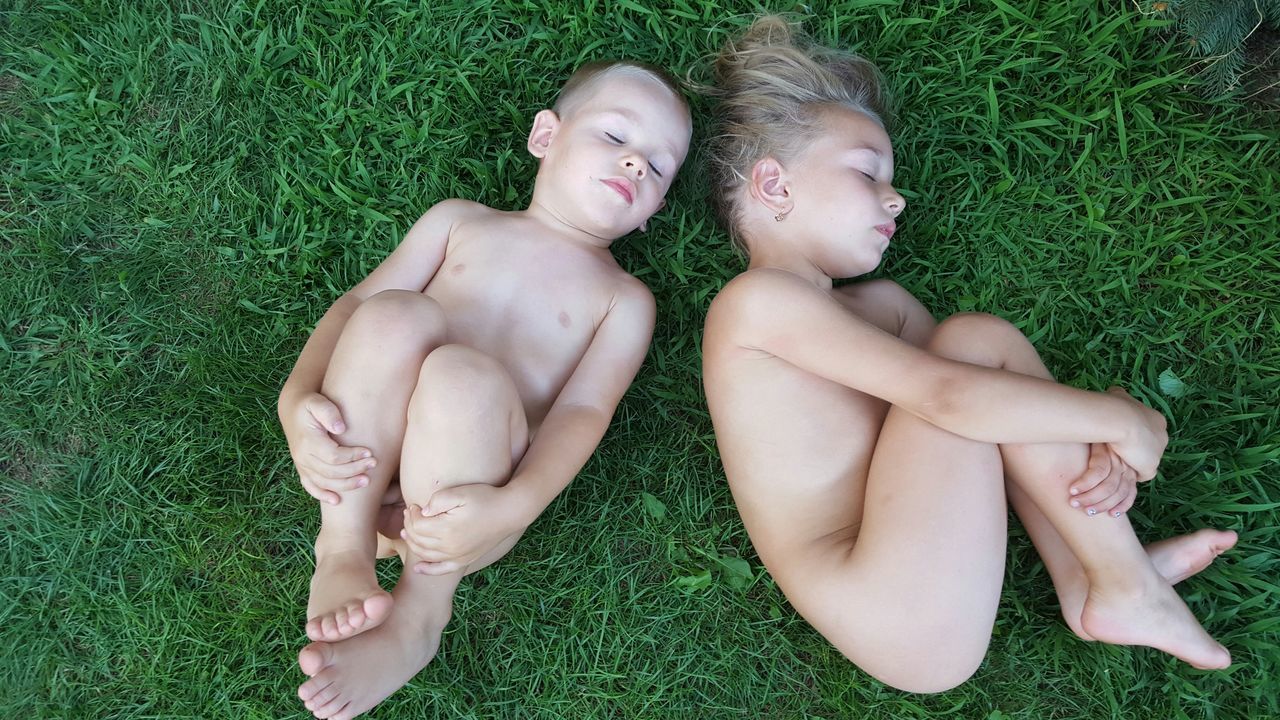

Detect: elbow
[909, 363, 968, 429]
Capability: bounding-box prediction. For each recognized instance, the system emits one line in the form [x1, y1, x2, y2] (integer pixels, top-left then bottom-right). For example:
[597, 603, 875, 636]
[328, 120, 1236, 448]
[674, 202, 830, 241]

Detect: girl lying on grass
[700, 16, 1236, 692]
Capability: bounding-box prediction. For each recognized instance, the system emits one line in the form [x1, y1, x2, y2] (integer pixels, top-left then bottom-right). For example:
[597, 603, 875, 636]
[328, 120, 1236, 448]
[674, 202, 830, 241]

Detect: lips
[601, 178, 635, 206]
[875, 222, 896, 240]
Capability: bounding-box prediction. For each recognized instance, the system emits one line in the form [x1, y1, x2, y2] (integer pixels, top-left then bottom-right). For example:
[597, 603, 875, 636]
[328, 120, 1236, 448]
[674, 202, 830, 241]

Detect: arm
[504, 280, 657, 522]
[277, 200, 466, 501]
[717, 269, 1149, 451]
[277, 200, 464, 406]
[401, 279, 657, 573]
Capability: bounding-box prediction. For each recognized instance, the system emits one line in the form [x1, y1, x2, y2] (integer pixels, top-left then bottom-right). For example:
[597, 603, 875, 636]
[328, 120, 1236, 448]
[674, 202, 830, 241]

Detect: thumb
[307, 395, 346, 435]
[424, 490, 462, 516]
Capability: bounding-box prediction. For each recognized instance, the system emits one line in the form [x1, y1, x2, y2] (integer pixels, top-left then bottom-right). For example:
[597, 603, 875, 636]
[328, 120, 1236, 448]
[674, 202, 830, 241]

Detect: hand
[1104, 386, 1168, 482]
[280, 391, 376, 505]
[1068, 443, 1140, 518]
[400, 483, 528, 575]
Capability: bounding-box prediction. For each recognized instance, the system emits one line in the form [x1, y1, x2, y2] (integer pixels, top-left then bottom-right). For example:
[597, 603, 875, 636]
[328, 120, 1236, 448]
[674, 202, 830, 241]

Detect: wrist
[500, 479, 540, 529]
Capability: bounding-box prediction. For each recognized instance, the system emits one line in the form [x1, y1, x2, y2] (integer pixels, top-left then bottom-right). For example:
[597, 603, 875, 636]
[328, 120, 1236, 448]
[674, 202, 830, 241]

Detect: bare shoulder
[420, 198, 496, 231]
[706, 268, 828, 348]
[606, 272, 656, 325]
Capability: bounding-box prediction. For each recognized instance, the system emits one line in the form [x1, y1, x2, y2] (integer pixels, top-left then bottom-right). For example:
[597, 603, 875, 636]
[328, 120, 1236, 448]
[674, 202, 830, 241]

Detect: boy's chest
[421, 236, 613, 381]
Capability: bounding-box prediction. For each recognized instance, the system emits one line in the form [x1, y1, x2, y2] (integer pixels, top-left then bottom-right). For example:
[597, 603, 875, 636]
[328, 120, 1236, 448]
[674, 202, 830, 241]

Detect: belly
[423, 289, 593, 428]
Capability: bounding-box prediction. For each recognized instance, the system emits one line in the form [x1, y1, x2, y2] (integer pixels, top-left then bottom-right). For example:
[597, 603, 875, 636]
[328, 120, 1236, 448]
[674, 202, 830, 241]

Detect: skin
[702, 104, 1234, 692]
[278, 70, 692, 719]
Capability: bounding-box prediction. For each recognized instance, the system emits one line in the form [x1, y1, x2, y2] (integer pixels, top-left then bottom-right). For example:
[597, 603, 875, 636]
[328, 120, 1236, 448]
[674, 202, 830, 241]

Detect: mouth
[600, 178, 635, 206]
[875, 223, 896, 240]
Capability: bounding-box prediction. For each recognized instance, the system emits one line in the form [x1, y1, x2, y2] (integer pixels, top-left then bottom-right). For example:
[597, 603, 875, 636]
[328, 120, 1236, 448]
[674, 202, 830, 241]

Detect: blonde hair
[554, 60, 688, 118]
[706, 16, 890, 254]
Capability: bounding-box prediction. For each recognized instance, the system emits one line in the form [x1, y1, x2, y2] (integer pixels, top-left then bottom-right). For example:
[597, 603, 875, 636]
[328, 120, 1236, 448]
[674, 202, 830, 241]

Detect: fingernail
[335, 423, 346, 433]
[1087, 508, 1098, 516]
[399, 529, 406, 538]
[1070, 500, 1080, 508]
[357, 477, 368, 488]
[367, 460, 377, 468]
[1070, 487, 1079, 495]
[360, 451, 370, 459]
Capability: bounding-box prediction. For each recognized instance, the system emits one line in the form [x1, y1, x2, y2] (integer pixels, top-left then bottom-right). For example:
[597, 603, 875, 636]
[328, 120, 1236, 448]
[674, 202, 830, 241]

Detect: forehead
[570, 73, 691, 146]
[811, 105, 893, 157]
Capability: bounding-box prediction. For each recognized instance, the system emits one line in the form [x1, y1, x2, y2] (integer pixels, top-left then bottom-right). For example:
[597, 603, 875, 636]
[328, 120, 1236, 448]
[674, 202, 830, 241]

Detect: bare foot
[298, 581, 453, 720]
[1080, 574, 1231, 669]
[1057, 528, 1236, 641]
[1146, 529, 1238, 585]
[306, 549, 393, 642]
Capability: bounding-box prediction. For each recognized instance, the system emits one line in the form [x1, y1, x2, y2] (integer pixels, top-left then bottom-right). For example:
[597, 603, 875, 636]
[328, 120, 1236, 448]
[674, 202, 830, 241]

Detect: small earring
[774, 210, 788, 222]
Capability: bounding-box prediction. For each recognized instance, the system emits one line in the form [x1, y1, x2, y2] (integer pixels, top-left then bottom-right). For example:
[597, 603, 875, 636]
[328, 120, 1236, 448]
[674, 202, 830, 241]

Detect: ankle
[314, 533, 376, 563]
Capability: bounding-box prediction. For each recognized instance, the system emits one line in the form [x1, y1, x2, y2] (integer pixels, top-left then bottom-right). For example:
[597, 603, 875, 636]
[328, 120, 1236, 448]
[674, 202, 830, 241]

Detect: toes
[329, 702, 358, 720]
[298, 641, 337, 677]
[304, 681, 342, 711]
[317, 699, 352, 720]
[364, 593, 394, 624]
[311, 690, 350, 719]
[298, 674, 332, 702]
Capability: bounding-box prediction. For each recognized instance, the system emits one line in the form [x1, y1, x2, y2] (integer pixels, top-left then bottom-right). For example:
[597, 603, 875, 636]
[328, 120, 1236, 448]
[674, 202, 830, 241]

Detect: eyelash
[606, 132, 664, 179]
[859, 171, 877, 181]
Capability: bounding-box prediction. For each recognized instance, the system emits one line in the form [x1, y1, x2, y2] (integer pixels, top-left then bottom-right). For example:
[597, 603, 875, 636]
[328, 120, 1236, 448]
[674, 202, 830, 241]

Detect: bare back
[702, 275, 935, 581]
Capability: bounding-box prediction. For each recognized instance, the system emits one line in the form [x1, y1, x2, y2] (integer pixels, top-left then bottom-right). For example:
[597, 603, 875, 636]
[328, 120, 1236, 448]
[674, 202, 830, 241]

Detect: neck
[745, 231, 834, 291]
[525, 192, 617, 250]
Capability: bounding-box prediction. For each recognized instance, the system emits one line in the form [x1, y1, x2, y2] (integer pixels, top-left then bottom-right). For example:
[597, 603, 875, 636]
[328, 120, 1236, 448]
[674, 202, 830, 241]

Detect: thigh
[399, 344, 530, 501]
[774, 405, 1008, 693]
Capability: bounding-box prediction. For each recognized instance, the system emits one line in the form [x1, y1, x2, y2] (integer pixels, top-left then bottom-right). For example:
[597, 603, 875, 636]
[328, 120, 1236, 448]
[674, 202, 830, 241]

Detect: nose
[622, 154, 645, 179]
[884, 188, 906, 216]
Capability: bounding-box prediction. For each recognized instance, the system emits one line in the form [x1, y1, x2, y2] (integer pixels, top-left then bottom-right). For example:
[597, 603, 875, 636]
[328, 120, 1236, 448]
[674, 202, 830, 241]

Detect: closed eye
[650, 162, 664, 179]
[859, 171, 877, 181]
[605, 132, 625, 144]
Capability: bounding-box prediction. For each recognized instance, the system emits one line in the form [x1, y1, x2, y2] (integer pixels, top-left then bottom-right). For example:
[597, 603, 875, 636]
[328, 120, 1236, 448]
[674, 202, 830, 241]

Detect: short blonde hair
[706, 16, 890, 254]
[553, 60, 688, 118]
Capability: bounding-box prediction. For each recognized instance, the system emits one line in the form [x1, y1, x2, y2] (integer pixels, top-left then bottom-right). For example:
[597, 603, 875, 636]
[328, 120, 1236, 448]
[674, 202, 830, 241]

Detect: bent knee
[841, 638, 986, 694]
[413, 345, 514, 413]
[926, 312, 1025, 367]
[348, 289, 446, 343]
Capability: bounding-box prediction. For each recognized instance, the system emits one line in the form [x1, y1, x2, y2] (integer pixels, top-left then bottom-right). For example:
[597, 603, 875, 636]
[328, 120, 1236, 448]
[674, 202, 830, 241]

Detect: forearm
[504, 404, 612, 526]
[278, 293, 362, 410]
[921, 361, 1133, 446]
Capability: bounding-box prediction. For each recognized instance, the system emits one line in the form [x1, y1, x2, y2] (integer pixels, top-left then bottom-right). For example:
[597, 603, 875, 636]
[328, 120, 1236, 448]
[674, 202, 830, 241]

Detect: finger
[1110, 482, 1138, 517]
[414, 560, 462, 576]
[1069, 445, 1112, 497]
[316, 456, 377, 480]
[1085, 478, 1130, 517]
[399, 530, 444, 559]
[1072, 466, 1123, 511]
[306, 395, 347, 435]
[301, 477, 341, 506]
[1106, 385, 1131, 399]
[424, 492, 463, 517]
[320, 444, 374, 466]
[310, 473, 370, 493]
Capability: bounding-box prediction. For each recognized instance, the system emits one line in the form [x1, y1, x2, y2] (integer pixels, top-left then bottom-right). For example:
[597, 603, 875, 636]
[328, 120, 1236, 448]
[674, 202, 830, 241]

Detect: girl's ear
[527, 109, 561, 158]
[748, 156, 792, 215]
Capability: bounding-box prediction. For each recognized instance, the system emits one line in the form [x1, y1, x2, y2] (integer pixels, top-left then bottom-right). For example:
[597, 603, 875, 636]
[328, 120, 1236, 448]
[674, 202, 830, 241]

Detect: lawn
[2, 0, 1277, 717]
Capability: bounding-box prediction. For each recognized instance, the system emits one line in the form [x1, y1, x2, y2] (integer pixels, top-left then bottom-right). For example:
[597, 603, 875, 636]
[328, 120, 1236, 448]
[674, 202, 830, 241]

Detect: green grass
[2, 0, 1277, 717]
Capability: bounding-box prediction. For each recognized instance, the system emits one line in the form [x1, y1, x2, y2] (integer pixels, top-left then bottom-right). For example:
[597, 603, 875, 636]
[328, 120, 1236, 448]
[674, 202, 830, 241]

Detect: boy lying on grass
[277, 61, 691, 720]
